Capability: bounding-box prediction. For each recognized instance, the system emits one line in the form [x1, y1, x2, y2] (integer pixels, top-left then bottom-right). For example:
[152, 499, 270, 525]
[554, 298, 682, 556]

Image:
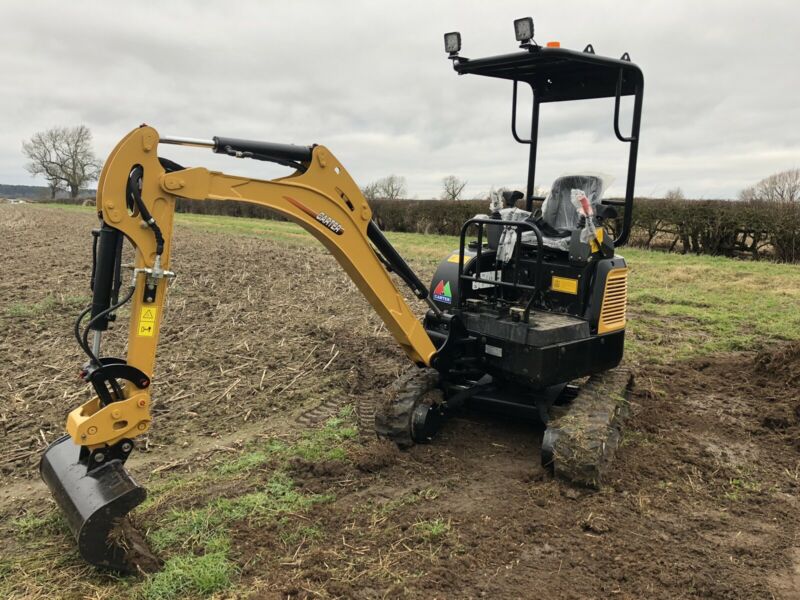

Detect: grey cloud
[1, 0, 798, 199]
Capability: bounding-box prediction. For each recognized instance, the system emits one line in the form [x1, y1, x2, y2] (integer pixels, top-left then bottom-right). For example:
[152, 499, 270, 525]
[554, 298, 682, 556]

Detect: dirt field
[1, 204, 799, 599]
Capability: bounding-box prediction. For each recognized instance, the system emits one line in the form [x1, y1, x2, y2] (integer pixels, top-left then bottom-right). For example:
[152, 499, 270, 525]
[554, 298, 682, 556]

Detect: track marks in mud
[264, 345, 800, 599]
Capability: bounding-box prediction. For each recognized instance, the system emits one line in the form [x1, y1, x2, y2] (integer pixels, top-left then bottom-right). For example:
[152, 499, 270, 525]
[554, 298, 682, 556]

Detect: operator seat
[489, 175, 607, 258]
[538, 174, 605, 250]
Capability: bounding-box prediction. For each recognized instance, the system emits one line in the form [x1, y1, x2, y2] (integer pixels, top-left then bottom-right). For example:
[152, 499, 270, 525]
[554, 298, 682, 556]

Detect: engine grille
[598, 268, 628, 334]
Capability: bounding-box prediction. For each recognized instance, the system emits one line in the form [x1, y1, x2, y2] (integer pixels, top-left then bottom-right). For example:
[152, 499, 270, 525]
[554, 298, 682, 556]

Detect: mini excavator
[41, 18, 643, 571]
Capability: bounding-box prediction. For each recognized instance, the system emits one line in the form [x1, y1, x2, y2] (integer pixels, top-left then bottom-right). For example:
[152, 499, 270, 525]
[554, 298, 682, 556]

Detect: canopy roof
[453, 46, 643, 103]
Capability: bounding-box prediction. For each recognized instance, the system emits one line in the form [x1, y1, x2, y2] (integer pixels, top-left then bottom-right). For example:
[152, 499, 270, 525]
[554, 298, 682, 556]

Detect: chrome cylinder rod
[159, 136, 214, 149]
[91, 330, 102, 357]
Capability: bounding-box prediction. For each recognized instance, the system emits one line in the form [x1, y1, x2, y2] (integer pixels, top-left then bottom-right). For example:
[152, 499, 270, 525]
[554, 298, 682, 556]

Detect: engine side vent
[598, 268, 628, 334]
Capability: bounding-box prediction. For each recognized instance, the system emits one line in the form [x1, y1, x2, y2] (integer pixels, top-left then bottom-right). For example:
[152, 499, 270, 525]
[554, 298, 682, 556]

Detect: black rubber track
[374, 368, 440, 448]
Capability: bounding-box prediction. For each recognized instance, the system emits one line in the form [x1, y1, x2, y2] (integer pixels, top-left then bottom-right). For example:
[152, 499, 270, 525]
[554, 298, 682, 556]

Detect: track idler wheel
[40, 435, 147, 572]
[374, 368, 443, 448]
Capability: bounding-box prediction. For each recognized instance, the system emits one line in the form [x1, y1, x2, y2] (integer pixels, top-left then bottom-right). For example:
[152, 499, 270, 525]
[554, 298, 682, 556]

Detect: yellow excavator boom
[69, 125, 437, 450]
[39, 125, 442, 571]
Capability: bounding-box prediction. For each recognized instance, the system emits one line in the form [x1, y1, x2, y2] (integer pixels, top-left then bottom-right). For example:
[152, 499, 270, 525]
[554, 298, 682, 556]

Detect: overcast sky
[1, 1, 798, 199]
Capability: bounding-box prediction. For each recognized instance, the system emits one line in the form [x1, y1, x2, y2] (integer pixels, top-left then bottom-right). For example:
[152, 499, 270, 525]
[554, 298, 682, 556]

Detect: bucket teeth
[542, 367, 633, 488]
[39, 435, 146, 572]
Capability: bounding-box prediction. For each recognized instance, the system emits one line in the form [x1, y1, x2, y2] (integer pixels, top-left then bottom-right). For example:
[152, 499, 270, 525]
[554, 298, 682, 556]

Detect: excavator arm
[40, 125, 443, 571]
[76, 125, 439, 449]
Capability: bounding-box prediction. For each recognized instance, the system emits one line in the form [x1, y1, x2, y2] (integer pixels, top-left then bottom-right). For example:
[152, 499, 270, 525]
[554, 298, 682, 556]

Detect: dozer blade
[40, 435, 146, 572]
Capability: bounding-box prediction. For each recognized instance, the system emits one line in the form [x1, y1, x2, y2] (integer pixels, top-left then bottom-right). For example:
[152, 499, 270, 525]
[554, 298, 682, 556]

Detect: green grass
[278, 523, 323, 546]
[138, 475, 209, 512]
[723, 475, 768, 502]
[213, 408, 356, 478]
[213, 439, 287, 475]
[140, 551, 235, 600]
[149, 471, 324, 553]
[31, 202, 800, 361]
[0, 410, 354, 599]
[3, 293, 90, 318]
[11, 510, 68, 539]
[413, 517, 451, 541]
[290, 407, 358, 461]
[141, 470, 327, 599]
[623, 249, 800, 361]
[176, 210, 800, 360]
[133, 411, 355, 598]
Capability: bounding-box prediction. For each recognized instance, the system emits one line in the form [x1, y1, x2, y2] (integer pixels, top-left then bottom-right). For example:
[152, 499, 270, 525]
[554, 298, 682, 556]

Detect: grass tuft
[214, 439, 286, 475]
[149, 472, 325, 553]
[290, 409, 358, 462]
[413, 517, 451, 541]
[140, 551, 235, 600]
[11, 510, 69, 539]
[4, 294, 90, 318]
[724, 476, 765, 501]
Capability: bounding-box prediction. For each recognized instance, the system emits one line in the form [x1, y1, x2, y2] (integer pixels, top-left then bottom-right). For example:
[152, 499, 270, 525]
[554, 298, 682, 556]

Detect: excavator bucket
[40, 435, 146, 572]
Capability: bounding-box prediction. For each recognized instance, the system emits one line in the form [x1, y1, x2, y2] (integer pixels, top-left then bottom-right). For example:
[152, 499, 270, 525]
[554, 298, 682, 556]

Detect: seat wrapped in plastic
[541, 175, 606, 231]
[533, 174, 612, 251]
[474, 176, 611, 260]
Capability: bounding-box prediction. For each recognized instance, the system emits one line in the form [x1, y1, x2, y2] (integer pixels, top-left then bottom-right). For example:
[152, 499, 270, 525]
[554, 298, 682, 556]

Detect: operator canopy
[445, 19, 644, 248]
[452, 45, 643, 103]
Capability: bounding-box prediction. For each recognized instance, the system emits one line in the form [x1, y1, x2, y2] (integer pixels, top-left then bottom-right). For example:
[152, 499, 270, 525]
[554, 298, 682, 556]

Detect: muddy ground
[0, 204, 799, 599]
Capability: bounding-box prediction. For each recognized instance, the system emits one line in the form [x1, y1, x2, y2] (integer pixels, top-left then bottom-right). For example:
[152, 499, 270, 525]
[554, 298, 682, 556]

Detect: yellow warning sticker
[137, 307, 157, 337]
[447, 254, 464, 264]
[551, 276, 579, 295]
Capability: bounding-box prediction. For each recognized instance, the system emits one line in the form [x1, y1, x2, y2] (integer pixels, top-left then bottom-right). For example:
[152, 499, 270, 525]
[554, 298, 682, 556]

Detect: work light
[444, 31, 461, 55]
[514, 17, 534, 43]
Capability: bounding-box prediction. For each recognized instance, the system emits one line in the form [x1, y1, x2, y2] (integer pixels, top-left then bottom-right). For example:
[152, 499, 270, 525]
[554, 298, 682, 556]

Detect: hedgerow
[52, 195, 799, 262]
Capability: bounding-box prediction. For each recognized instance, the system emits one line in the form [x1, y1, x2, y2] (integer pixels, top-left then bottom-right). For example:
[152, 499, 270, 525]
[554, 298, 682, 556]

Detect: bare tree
[664, 187, 685, 201]
[441, 175, 467, 201]
[22, 125, 102, 199]
[739, 168, 800, 203]
[59, 125, 102, 198]
[360, 181, 380, 202]
[375, 175, 407, 200]
[22, 129, 65, 199]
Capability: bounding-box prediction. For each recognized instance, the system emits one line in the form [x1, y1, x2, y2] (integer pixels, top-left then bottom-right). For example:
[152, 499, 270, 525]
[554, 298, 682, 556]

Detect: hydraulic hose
[80, 285, 137, 403]
[127, 166, 164, 255]
[81, 285, 136, 368]
[73, 305, 94, 359]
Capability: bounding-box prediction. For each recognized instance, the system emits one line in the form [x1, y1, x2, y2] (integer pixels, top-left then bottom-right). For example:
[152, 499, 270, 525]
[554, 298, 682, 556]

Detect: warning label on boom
[137, 307, 157, 337]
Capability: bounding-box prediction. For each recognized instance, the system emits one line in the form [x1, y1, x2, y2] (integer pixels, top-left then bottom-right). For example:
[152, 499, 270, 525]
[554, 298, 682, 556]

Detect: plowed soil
[1, 204, 799, 599]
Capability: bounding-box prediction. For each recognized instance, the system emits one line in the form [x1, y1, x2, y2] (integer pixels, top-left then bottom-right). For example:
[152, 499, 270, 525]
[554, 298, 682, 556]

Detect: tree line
[360, 174, 470, 201]
[17, 126, 800, 262]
